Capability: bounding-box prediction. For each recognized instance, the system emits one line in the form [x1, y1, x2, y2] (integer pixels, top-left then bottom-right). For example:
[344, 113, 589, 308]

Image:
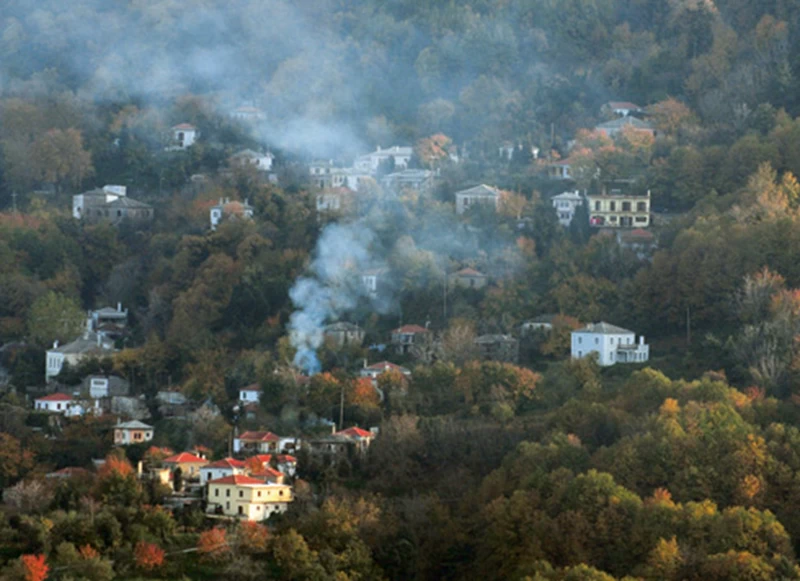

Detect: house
[316, 187, 353, 215]
[547, 159, 573, 180]
[391, 324, 429, 355]
[233, 431, 298, 454]
[455, 184, 501, 215]
[206, 475, 293, 520]
[239, 384, 261, 405]
[449, 268, 488, 290]
[381, 169, 434, 195]
[588, 185, 650, 228]
[475, 334, 519, 363]
[603, 101, 643, 117]
[354, 146, 413, 175]
[247, 454, 297, 478]
[89, 304, 128, 341]
[249, 465, 286, 484]
[617, 228, 657, 258]
[113, 420, 154, 445]
[595, 116, 655, 138]
[571, 322, 649, 366]
[34, 393, 74, 414]
[335, 426, 376, 454]
[323, 322, 365, 347]
[72, 185, 153, 224]
[169, 123, 199, 149]
[110, 395, 149, 420]
[200, 458, 246, 483]
[46, 332, 115, 382]
[359, 361, 411, 382]
[521, 315, 558, 335]
[229, 149, 274, 172]
[552, 191, 584, 227]
[82, 375, 130, 399]
[230, 105, 266, 122]
[360, 268, 387, 297]
[162, 452, 209, 479]
[210, 198, 254, 230]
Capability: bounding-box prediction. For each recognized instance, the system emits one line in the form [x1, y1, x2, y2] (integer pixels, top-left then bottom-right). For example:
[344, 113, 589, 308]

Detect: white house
[169, 123, 199, 149]
[34, 393, 74, 414]
[548, 159, 573, 180]
[46, 331, 115, 382]
[381, 169, 434, 195]
[210, 198, 254, 230]
[354, 146, 413, 175]
[455, 184, 501, 215]
[239, 384, 261, 404]
[359, 361, 411, 382]
[229, 149, 273, 172]
[233, 431, 299, 455]
[552, 191, 584, 227]
[571, 322, 649, 366]
[230, 105, 266, 122]
[200, 458, 246, 483]
[72, 185, 126, 219]
[391, 324, 429, 354]
[604, 101, 643, 117]
[360, 268, 387, 297]
[113, 420, 154, 445]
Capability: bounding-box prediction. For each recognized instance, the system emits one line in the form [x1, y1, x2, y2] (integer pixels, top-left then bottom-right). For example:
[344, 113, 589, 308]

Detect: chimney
[117, 302, 122, 312]
[363, 358, 368, 369]
[639, 335, 645, 345]
[53, 340, 59, 349]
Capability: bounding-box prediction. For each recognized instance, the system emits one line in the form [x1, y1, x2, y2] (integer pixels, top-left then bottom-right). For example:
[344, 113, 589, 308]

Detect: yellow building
[587, 188, 650, 228]
[206, 475, 293, 520]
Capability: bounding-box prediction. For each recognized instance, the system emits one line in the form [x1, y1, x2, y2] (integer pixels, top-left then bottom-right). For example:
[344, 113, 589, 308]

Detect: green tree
[26, 291, 85, 347]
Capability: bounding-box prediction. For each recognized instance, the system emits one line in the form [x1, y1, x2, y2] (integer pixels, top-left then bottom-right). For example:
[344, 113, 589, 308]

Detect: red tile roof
[455, 267, 484, 277]
[163, 452, 208, 464]
[393, 324, 429, 334]
[208, 474, 269, 486]
[238, 431, 281, 442]
[205, 458, 245, 469]
[172, 123, 196, 130]
[36, 393, 72, 402]
[336, 426, 374, 439]
[250, 466, 284, 479]
[364, 361, 410, 373]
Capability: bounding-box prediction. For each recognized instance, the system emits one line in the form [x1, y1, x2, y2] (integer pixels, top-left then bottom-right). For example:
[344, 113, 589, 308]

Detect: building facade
[571, 322, 649, 366]
[551, 191, 584, 226]
[588, 188, 650, 228]
[206, 475, 293, 520]
[455, 184, 501, 215]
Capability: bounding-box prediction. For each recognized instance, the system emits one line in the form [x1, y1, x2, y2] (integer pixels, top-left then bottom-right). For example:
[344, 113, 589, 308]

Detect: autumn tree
[197, 527, 232, 563]
[0, 433, 35, 487]
[237, 521, 270, 555]
[31, 128, 93, 193]
[21, 554, 48, 581]
[134, 541, 165, 571]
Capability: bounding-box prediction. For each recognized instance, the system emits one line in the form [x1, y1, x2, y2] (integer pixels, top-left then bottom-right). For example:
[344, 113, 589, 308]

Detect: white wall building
[354, 146, 413, 175]
[229, 149, 273, 172]
[552, 191, 584, 227]
[210, 198, 254, 230]
[46, 331, 115, 382]
[169, 123, 198, 149]
[34, 393, 74, 414]
[571, 322, 649, 366]
[200, 458, 246, 483]
[72, 185, 127, 219]
[239, 384, 261, 404]
[455, 184, 501, 215]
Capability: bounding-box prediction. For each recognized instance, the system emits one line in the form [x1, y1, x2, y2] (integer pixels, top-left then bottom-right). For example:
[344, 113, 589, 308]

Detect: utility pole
[443, 274, 448, 321]
[339, 383, 345, 431]
[686, 306, 691, 347]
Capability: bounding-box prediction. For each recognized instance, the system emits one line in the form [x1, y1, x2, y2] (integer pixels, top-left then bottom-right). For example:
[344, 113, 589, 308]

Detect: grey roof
[596, 117, 653, 131]
[105, 197, 152, 209]
[575, 322, 634, 335]
[475, 334, 517, 344]
[116, 420, 153, 429]
[231, 149, 271, 159]
[325, 322, 363, 332]
[455, 184, 501, 198]
[552, 191, 583, 201]
[93, 306, 127, 318]
[51, 334, 112, 355]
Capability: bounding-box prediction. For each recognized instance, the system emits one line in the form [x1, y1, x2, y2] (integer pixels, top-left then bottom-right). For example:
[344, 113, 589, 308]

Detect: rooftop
[208, 474, 273, 486]
[238, 431, 281, 442]
[455, 184, 501, 198]
[204, 458, 246, 469]
[116, 420, 153, 430]
[163, 452, 208, 464]
[454, 267, 485, 277]
[336, 426, 374, 439]
[36, 393, 72, 402]
[392, 324, 429, 334]
[575, 321, 634, 335]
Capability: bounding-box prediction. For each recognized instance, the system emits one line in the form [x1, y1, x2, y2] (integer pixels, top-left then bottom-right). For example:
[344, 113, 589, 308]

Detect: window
[215, 488, 219, 497]
[610, 201, 616, 211]
[609, 337, 614, 344]
[257, 491, 261, 497]
[226, 489, 230, 497]
[279, 490, 284, 496]
[622, 202, 631, 212]
[578, 337, 582, 344]
[637, 202, 647, 212]
[578, 351, 582, 357]
[238, 506, 244, 515]
[239, 490, 244, 498]
[594, 201, 601, 211]
[635, 216, 647, 222]
[226, 501, 230, 510]
[595, 338, 599, 344]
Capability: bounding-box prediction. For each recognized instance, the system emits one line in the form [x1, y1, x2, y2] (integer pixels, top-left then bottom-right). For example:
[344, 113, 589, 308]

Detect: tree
[20, 554, 48, 581]
[237, 521, 270, 555]
[197, 527, 231, 563]
[0, 433, 34, 487]
[26, 291, 85, 347]
[31, 128, 93, 193]
[134, 541, 165, 571]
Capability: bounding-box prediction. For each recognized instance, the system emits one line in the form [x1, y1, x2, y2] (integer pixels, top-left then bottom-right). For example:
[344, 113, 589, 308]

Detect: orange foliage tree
[21, 554, 48, 581]
[348, 377, 380, 409]
[197, 527, 231, 563]
[238, 521, 270, 554]
[134, 541, 165, 571]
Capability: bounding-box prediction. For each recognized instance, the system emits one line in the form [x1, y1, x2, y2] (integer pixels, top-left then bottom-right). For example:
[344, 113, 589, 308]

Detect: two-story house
[391, 324, 429, 355]
[206, 475, 293, 520]
[571, 322, 649, 366]
[323, 322, 365, 347]
[239, 384, 261, 405]
[475, 334, 519, 363]
[588, 185, 650, 228]
[233, 431, 298, 454]
[354, 146, 412, 175]
[229, 149, 274, 172]
[113, 420, 154, 445]
[381, 169, 434, 195]
[169, 123, 199, 150]
[210, 198, 254, 230]
[72, 186, 153, 224]
[162, 452, 209, 480]
[551, 191, 584, 227]
[449, 268, 488, 290]
[455, 184, 501, 215]
[46, 331, 115, 382]
[200, 458, 246, 483]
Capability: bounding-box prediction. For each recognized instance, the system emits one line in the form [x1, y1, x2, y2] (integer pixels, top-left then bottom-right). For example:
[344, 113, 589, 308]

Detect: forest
[4, 0, 800, 579]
